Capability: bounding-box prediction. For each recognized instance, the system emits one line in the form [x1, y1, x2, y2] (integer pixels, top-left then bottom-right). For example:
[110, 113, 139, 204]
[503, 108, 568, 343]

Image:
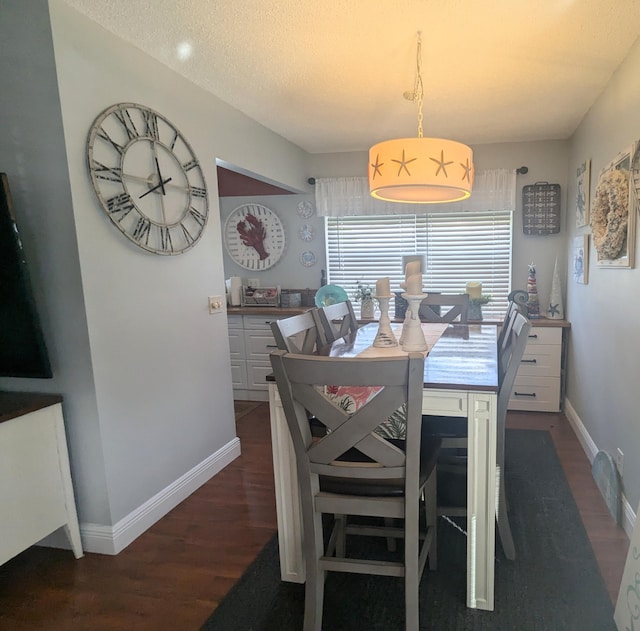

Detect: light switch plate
[208, 295, 225, 314]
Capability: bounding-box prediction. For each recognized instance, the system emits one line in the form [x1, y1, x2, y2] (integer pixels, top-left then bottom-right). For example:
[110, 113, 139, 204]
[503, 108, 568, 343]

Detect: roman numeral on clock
[93, 161, 122, 183]
[113, 108, 140, 140]
[143, 111, 159, 140]
[106, 193, 134, 220]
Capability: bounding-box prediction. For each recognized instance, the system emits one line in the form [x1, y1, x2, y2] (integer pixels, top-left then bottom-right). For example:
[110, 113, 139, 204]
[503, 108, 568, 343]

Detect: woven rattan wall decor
[522, 181, 561, 235]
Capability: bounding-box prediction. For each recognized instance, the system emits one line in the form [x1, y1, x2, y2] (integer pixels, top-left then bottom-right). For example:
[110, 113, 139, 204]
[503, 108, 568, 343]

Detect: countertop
[226, 306, 570, 328]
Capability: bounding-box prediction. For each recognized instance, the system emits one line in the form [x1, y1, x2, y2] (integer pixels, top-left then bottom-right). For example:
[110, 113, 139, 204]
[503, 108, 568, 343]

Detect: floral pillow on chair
[325, 385, 407, 440]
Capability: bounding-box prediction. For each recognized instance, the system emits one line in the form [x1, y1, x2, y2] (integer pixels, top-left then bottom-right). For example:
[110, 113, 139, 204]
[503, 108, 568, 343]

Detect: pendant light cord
[414, 32, 424, 139]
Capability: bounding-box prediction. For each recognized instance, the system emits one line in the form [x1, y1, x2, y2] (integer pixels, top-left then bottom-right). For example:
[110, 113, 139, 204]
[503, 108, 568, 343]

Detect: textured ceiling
[64, 0, 640, 154]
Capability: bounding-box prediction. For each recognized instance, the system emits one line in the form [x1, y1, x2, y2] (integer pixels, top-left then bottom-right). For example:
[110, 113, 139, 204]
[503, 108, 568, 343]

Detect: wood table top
[327, 322, 499, 392]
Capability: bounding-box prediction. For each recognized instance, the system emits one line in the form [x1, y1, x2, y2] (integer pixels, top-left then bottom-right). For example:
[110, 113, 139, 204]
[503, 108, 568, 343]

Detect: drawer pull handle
[521, 359, 537, 364]
[514, 391, 537, 398]
[266, 344, 278, 348]
[265, 321, 274, 325]
[527, 334, 538, 339]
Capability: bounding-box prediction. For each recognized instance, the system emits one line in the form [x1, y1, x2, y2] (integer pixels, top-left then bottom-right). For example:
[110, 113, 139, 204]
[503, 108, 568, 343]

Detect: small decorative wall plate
[297, 200, 315, 219]
[300, 250, 317, 267]
[298, 224, 315, 241]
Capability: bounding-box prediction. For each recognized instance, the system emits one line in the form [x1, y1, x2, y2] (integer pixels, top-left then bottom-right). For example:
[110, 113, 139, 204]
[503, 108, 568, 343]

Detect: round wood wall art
[224, 204, 286, 270]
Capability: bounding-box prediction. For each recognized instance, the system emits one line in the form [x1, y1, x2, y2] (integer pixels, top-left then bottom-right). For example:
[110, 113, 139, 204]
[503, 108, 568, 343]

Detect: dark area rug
[201, 429, 615, 630]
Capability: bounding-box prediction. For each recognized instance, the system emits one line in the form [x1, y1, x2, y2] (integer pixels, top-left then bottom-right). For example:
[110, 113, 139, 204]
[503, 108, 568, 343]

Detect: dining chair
[418, 293, 469, 324]
[270, 309, 327, 354]
[270, 349, 440, 631]
[497, 289, 529, 357]
[494, 310, 532, 559]
[423, 311, 531, 560]
[315, 299, 359, 344]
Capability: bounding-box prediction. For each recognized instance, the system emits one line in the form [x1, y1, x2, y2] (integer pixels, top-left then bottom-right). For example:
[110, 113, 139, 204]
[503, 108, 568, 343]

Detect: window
[325, 210, 512, 319]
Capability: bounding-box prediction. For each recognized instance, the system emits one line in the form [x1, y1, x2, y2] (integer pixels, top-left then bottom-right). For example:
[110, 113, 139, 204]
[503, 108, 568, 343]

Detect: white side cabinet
[508, 325, 565, 412]
[0, 393, 83, 565]
[229, 312, 284, 401]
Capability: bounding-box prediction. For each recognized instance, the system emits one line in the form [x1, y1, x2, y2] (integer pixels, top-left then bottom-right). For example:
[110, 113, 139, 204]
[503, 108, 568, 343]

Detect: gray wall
[566, 36, 640, 513]
[2, 0, 636, 547]
[307, 140, 570, 308]
[0, 0, 309, 536]
[220, 194, 325, 291]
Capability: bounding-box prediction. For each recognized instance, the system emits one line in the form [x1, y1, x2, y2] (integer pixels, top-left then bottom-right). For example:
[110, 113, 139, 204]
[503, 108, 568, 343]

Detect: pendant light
[369, 33, 474, 204]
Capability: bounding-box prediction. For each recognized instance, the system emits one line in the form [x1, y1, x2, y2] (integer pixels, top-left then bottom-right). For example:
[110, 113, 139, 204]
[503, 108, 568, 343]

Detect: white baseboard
[564, 398, 636, 538]
[78, 437, 241, 555]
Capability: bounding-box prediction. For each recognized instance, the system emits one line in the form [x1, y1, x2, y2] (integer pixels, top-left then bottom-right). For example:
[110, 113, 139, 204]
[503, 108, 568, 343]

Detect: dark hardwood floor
[0, 404, 629, 630]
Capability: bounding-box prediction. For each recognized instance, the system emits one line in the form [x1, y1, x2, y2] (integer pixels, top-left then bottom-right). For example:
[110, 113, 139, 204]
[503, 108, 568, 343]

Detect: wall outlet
[615, 448, 624, 475]
[208, 295, 225, 314]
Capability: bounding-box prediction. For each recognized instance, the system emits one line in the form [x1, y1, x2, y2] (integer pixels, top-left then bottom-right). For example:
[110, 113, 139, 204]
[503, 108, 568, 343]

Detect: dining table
[267, 321, 500, 611]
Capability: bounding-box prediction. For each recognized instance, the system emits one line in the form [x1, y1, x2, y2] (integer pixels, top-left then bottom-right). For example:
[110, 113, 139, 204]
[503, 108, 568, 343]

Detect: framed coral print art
[590, 141, 637, 268]
[572, 235, 588, 284]
[576, 160, 590, 227]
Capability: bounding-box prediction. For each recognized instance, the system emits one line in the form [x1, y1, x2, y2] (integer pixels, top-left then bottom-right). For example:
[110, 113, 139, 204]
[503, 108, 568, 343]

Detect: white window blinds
[325, 210, 512, 319]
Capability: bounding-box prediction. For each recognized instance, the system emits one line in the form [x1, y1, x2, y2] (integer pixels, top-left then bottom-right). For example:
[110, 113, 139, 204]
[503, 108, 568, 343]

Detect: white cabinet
[508, 325, 563, 412]
[0, 393, 83, 565]
[229, 312, 284, 401]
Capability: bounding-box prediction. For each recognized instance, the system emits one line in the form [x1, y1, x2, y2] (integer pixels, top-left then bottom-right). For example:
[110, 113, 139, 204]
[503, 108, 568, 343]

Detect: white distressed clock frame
[87, 102, 209, 255]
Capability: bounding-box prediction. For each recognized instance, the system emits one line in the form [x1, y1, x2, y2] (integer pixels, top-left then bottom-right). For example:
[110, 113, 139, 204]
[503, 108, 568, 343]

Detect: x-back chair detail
[418, 293, 469, 324]
[315, 300, 359, 344]
[270, 350, 440, 631]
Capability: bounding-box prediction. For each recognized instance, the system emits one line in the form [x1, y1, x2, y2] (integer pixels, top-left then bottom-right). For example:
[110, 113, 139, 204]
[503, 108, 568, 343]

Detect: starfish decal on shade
[460, 158, 472, 182]
[370, 154, 384, 179]
[548, 303, 560, 316]
[429, 150, 454, 177]
[392, 149, 417, 176]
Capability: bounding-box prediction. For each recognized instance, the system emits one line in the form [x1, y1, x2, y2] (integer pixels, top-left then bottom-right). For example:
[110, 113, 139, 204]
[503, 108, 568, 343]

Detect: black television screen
[0, 173, 52, 378]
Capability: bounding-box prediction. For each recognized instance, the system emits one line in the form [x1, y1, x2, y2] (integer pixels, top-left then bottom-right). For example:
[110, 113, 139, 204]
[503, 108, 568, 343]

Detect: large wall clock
[87, 102, 209, 255]
[223, 204, 286, 270]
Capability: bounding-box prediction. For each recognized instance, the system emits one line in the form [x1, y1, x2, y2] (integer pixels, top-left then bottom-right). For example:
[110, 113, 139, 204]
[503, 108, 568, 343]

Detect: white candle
[406, 273, 422, 294]
[376, 277, 390, 296]
[466, 281, 482, 300]
[405, 261, 421, 278]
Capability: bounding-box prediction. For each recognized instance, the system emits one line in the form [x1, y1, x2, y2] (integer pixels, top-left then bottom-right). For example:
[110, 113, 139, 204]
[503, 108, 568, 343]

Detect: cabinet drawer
[227, 314, 243, 329]
[517, 344, 561, 378]
[525, 327, 561, 346]
[231, 361, 248, 388]
[422, 389, 468, 417]
[228, 329, 245, 360]
[247, 361, 273, 390]
[244, 330, 279, 359]
[508, 375, 560, 412]
[243, 314, 279, 331]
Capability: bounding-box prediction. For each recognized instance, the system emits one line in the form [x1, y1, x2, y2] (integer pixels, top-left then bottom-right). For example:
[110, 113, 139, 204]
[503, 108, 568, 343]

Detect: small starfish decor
[548, 303, 560, 316]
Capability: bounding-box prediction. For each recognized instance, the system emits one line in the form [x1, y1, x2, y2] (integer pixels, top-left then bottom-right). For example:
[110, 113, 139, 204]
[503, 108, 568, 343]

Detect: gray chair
[497, 289, 529, 358]
[270, 350, 440, 631]
[270, 310, 327, 354]
[315, 299, 359, 343]
[418, 293, 469, 324]
[423, 311, 531, 560]
[494, 311, 532, 558]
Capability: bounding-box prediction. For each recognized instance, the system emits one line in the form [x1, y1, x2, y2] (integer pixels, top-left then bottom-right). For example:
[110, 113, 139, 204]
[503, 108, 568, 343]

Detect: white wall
[566, 36, 640, 512]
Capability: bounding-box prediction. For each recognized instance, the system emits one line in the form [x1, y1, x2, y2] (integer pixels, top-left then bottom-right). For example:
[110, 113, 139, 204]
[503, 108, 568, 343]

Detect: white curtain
[315, 169, 517, 216]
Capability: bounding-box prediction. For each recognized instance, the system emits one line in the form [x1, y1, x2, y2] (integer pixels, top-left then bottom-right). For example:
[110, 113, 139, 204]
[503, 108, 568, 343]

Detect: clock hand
[139, 177, 172, 199]
[154, 157, 167, 196]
